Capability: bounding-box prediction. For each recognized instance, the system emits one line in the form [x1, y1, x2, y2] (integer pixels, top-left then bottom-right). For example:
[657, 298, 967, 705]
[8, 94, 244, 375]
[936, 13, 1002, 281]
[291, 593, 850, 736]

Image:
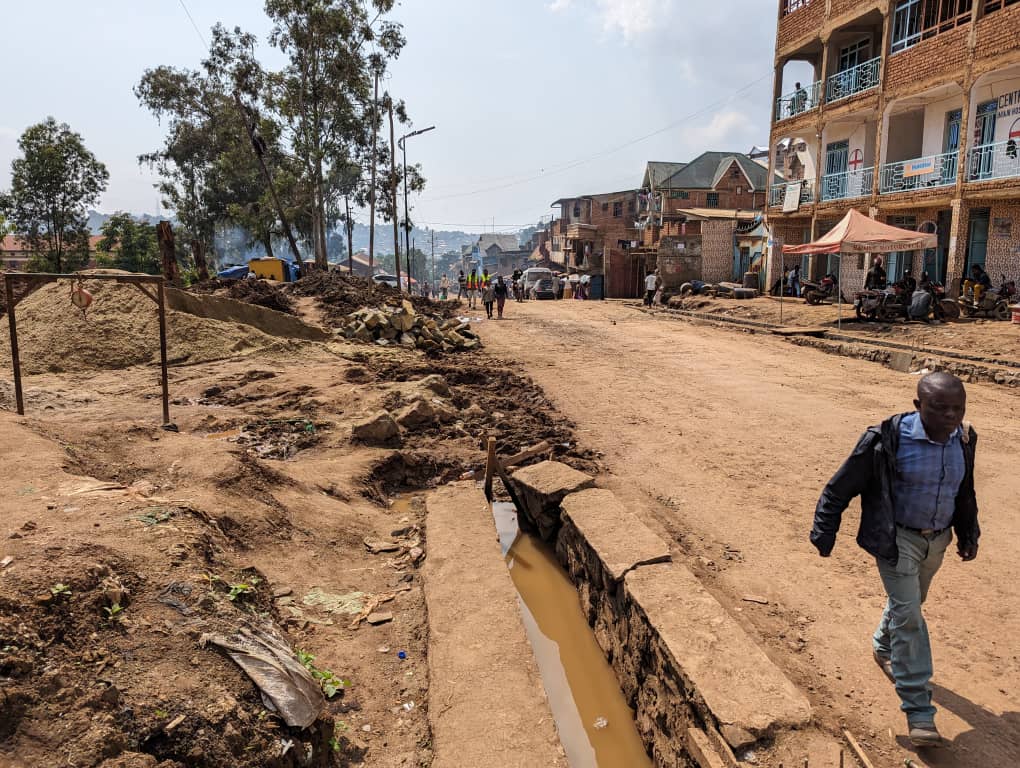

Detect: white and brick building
[768, 0, 1020, 295]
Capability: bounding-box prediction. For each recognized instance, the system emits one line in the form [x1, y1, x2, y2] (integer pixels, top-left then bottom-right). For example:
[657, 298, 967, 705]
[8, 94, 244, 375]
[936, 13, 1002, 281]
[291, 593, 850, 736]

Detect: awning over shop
[782, 209, 936, 255]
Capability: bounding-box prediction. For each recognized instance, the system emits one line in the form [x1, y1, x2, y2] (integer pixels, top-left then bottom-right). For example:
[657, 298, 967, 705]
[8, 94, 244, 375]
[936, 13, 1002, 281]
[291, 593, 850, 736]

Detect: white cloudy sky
[0, 0, 792, 233]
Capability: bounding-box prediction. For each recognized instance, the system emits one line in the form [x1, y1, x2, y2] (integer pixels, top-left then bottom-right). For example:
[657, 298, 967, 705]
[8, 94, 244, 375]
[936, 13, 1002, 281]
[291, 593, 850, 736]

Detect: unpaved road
[478, 299, 1020, 768]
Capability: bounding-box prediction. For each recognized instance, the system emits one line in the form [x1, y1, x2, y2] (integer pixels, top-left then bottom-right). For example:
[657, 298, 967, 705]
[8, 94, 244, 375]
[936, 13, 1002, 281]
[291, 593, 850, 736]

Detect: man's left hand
[958, 543, 979, 561]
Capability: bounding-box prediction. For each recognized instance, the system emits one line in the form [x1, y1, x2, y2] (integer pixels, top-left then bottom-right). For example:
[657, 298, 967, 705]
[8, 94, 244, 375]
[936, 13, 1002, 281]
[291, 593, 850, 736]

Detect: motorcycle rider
[865, 256, 887, 290]
[967, 264, 992, 305]
[908, 273, 934, 323]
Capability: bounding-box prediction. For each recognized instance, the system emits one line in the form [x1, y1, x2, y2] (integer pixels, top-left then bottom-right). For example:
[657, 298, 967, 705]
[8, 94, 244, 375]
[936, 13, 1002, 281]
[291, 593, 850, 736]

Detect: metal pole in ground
[838, 252, 843, 332]
[4, 276, 25, 416]
[157, 280, 171, 426]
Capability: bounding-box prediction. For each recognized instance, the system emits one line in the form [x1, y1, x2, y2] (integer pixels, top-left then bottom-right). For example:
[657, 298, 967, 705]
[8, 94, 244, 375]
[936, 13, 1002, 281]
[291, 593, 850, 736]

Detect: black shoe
[873, 650, 895, 684]
[908, 722, 945, 748]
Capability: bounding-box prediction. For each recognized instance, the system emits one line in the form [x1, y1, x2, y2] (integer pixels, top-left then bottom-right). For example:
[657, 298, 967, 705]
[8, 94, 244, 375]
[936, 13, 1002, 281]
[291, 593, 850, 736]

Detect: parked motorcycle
[854, 279, 912, 322]
[803, 273, 848, 305]
[679, 280, 718, 298]
[957, 274, 1017, 320]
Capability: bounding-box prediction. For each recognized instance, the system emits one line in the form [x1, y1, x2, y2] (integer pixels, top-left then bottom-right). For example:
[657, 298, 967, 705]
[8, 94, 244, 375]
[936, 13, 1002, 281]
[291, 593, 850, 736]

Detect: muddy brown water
[492, 502, 652, 768]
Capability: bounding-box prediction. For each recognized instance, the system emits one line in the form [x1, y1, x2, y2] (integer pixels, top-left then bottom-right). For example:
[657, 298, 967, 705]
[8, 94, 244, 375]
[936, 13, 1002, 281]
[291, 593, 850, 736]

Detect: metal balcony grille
[775, 81, 822, 121]
[825, 57, 881, 103]
[879, 151, 958, 193]
[968, 141, 1020, 182]
[821, 167, 874, 201]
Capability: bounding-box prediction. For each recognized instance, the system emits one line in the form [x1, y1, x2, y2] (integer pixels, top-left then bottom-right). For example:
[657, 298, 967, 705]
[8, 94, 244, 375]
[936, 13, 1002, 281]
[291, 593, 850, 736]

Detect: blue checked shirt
[892, 412, 965, 531]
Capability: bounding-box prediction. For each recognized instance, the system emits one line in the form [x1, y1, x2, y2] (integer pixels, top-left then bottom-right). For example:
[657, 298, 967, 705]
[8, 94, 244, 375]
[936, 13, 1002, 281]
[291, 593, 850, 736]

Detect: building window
[601, 202, 609, 211]
[782, 0, 811, 16]
[736, 187, 743, 195]
[892, 0, 973, 53]
[572, 204, 581, 218]
[612, 202, 623, 217]
[628, 200, 636, 214]
[706, 193, 720, 208]
[669, 190, 690, 199]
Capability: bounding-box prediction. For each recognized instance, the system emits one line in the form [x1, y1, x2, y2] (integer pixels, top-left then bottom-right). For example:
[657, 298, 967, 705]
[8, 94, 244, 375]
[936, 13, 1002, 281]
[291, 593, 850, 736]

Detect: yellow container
[248, 258, 286, 282]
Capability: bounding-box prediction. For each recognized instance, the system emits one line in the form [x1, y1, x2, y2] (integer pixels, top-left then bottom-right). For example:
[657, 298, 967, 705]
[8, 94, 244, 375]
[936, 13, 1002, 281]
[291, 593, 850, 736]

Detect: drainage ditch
[492, 501, 653, 768]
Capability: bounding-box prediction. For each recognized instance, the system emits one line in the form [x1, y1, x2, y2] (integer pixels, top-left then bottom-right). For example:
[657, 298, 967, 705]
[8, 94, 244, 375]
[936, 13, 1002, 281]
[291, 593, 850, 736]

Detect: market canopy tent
[778, 209, 936, 329]
[782, 209, 936, 255]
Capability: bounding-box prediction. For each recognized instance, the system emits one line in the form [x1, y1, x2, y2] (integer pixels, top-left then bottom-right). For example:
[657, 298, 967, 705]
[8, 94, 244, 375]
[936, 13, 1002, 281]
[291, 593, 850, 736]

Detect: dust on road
[477, 298, 1020, 768]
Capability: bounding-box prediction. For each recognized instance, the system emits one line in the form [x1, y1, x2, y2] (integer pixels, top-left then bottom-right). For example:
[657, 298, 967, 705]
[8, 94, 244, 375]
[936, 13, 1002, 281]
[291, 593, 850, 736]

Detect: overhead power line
[421, 72, 772, 203]
[176, 0, 207, 48]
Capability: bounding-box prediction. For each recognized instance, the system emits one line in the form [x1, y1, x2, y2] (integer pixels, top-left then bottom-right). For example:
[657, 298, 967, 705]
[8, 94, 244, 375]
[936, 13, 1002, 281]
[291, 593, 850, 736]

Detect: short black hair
[917, 371, 965, 400]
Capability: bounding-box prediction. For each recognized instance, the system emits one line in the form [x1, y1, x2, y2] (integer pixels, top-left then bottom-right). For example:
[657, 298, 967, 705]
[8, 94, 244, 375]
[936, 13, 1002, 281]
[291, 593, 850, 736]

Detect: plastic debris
[593, 717, 608, 730]
[397, 650, 407, 660]
[402, 701, 415, 712]
[201, 623, 325, 728]
[302, 588, 367, 615]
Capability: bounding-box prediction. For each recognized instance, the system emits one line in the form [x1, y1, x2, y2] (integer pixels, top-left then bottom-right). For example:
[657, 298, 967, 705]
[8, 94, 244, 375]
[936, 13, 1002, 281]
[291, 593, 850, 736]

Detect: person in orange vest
[467, 269, 479, 309]
[481, 268, 491, 288]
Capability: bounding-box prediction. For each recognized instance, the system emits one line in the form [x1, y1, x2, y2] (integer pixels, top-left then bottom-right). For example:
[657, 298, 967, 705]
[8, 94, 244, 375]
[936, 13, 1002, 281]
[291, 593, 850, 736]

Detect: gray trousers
[873, 525, 952, 726]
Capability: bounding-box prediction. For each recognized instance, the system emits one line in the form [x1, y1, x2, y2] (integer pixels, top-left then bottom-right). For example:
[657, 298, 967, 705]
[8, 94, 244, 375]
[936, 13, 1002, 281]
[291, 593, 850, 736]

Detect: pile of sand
[0, 279, 285, 375]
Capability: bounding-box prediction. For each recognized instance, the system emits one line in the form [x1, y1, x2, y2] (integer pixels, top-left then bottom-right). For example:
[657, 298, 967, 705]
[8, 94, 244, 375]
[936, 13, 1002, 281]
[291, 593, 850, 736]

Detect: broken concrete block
[352, 412, 400, 445]
[623, 563, 812, 749]
[508, 461, 594, 542]
[396, 399, 435, 429]
[558, 489, 671, 584]
[399, 332, 416, 347]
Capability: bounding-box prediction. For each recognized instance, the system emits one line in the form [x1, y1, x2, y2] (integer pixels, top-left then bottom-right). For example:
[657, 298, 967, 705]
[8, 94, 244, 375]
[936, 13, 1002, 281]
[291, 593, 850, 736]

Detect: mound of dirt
[188, 278, 296, 315]
[290, 270, 458, 325]
[0, 280, 286, 375]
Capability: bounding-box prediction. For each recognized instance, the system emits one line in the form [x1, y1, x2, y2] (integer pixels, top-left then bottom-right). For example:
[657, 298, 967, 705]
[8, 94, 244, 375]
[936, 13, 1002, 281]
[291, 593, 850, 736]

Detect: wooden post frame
[3, 272, 172, 425]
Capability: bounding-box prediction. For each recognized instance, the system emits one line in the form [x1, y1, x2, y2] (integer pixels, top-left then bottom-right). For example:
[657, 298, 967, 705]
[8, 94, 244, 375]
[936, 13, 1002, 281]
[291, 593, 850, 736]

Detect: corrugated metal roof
[662, 151, 772, 191]
[642, 161, 687, 189]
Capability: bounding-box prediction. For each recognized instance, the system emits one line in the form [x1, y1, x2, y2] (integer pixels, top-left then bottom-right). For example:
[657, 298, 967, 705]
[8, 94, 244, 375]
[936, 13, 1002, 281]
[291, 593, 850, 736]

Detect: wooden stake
[483, 436, 497, 499]
[5, 276, 24, 416]
[843, 730, 876, 768]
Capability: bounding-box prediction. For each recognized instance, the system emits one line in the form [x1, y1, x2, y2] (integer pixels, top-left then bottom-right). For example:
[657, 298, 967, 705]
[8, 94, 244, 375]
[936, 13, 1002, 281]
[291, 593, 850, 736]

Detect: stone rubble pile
[337, 300, 480, 351]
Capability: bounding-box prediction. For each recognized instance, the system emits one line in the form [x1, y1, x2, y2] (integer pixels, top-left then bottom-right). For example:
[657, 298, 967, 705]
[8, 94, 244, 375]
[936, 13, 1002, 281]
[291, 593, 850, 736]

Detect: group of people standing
[451, 268, 509, 319]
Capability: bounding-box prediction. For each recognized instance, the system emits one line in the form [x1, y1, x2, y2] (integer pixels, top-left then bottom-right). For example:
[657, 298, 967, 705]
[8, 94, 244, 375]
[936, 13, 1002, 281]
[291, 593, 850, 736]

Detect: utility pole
[388, 97, 402, 293]
[368, 71, 379, 282]
[407, 237, 413, 293]
[233, 92, 303, 277]
[345, 194, 354, 273]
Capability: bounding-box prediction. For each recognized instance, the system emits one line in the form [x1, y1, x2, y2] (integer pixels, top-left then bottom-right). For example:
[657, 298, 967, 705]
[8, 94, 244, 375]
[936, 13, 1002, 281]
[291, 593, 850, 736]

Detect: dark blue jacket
[811, 413, 979, 565]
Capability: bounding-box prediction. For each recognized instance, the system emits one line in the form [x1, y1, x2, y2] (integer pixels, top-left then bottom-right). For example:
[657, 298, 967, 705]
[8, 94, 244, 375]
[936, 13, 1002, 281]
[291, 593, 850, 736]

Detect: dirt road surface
[477, 298, 1020, 768]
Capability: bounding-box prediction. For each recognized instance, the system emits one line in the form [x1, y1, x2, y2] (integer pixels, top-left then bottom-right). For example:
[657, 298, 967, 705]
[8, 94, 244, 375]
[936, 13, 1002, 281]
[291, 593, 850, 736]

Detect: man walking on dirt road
[810, 372, 980, 749]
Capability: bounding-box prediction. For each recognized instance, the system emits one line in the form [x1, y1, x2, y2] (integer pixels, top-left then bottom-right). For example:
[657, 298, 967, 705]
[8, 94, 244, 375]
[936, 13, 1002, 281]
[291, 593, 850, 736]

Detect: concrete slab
[559, 489, 671, 582]
[511, 460, 594, 496]
[423, 483, 566, 768]
[509, 461, 595, 541]
[624, 563, 812, 742]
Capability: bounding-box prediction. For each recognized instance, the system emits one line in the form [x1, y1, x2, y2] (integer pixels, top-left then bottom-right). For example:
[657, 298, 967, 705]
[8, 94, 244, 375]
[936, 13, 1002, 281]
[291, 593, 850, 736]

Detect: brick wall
[884, 26, 970, 94]
[702, 220, 737, 282]
[589, 192, 638, 253]
[975, 5, 1020, 63]
[777, 0, 826, 52]
[984, 201, 1020, 282]
[829, 0, 881, 21]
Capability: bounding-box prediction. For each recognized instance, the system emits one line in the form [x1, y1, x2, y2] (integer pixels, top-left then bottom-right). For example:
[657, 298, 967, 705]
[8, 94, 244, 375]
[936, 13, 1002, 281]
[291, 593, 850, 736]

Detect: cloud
[595, 0, 662, 42]
[546, 0, 671, 42]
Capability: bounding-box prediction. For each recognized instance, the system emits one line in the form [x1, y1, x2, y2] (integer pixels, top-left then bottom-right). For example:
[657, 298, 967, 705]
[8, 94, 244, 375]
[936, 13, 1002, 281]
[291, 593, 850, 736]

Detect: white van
[521, 268, 555, 298]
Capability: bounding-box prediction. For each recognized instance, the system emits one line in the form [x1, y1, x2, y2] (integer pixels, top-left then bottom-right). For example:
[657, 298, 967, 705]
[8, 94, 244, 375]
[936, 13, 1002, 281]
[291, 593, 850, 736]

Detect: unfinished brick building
[768, 0, 1020, 295]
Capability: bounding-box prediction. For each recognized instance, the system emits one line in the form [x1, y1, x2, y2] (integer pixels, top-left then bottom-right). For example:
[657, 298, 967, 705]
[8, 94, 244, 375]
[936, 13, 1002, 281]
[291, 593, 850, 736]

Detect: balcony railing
[968, 141, 1020, 182]
[879, 151, 958, 194]
[825, 57, 881, 103]
[821, 167, 874, 201]
[775, 81, 822, 121]
[769, 180, 816, 207]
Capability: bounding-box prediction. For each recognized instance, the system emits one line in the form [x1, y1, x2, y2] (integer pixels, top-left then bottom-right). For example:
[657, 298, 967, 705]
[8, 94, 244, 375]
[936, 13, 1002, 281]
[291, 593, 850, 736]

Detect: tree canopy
[136, 1, 423, 273]
[96, 213, 161, 274]
[0, 117, 109, 272]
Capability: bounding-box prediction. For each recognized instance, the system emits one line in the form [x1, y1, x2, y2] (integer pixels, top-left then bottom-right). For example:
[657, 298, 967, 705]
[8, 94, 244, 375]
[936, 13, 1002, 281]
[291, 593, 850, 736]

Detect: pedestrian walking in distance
[457, 270, 467, 301]
[482, 280, 496, 320]
[493, 275, 509, 319]
[644, 270, 658, 306]
[810, 372, 979, 748]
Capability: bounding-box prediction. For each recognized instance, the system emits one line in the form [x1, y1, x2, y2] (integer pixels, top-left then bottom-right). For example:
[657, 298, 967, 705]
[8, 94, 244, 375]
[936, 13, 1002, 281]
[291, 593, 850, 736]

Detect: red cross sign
[848, 149, 864, 171]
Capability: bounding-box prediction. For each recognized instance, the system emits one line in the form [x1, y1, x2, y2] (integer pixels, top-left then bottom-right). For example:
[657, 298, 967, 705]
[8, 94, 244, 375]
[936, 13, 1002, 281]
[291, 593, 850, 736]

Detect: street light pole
[398, 125, 435, 290]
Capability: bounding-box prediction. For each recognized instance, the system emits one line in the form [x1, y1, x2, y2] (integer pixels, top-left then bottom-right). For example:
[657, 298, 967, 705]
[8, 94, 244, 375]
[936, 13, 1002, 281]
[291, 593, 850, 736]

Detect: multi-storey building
[767, 0, 1020, 294]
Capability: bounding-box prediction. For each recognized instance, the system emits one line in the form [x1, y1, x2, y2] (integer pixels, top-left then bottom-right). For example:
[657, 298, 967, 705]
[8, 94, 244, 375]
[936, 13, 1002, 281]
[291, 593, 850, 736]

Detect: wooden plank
[502, 440, 551, 470]
[842, 729, 877, 768]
